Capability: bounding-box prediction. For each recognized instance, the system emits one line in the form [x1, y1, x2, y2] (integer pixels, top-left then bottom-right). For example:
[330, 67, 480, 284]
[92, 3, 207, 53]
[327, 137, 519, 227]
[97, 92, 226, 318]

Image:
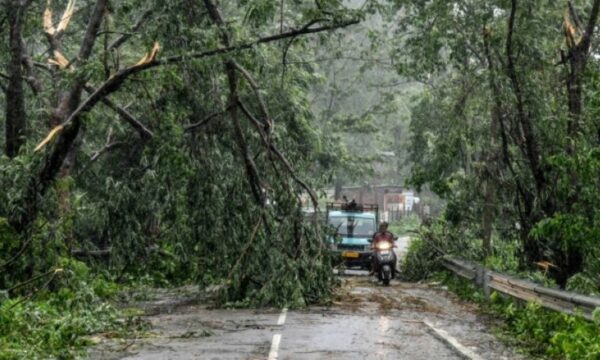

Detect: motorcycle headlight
[376, 242, 392, 250]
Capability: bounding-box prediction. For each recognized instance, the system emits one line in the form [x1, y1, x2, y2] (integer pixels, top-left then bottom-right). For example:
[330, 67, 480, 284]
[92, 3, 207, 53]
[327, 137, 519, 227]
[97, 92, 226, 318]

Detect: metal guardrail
[441, 257, 600, 320]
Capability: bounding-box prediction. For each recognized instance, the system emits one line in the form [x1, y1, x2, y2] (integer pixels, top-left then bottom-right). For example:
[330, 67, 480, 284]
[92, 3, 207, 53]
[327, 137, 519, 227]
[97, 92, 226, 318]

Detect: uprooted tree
[0, 0, 363, 305]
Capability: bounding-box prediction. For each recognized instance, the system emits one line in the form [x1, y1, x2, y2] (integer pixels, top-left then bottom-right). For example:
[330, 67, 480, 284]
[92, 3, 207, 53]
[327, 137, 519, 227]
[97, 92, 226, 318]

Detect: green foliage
[309, 10, 418, 187]
[567, 274, 600, 297]
[399, 218, 476, 281]
[91, 277, 122, 299]
[0, 0, 369, 312]
[437, 271, 486, 303]
[593, 308, 600, 324]
[399, 237, 439, 281]
[0, 218, 19, 251]
[442, 272, 600, 359]
[396, 0, 600, 292]
[388, 214, 421, 235]
[483, 239, 521, 273]
[0, 260, 122, 359]
[401, 216, 564, 288]
[493, 300, 600, 359]
[0, 257, 142, 359]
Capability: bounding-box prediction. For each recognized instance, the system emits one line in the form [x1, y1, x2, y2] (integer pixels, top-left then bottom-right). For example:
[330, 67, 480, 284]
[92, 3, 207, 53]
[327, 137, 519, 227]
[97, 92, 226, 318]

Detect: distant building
[403, 190, 420, 212]
[334, 185, 422, 221]
[336, 185, 403, 208]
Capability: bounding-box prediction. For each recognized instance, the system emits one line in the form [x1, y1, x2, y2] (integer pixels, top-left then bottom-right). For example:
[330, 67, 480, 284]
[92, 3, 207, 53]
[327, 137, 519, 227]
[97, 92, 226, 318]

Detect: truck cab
[326, 203, 379, 269]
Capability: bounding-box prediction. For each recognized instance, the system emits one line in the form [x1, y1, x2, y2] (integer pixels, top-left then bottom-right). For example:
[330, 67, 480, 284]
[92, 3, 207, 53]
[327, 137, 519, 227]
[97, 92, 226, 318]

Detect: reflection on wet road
[375, 316, 391, 358]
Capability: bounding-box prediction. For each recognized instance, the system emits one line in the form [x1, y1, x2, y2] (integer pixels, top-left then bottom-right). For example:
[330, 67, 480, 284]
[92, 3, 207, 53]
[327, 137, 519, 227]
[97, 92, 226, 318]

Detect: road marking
[267, 334, 281, 360]
[268, 308, 287, 359]
[277, 308, 288, 325]
[423, 320, 484, 360]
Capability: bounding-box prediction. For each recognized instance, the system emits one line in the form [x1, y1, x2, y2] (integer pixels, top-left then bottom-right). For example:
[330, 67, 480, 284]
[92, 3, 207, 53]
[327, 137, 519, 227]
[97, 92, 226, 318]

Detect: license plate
[379, 250, 390, 255]
[342, 251, 360, 259]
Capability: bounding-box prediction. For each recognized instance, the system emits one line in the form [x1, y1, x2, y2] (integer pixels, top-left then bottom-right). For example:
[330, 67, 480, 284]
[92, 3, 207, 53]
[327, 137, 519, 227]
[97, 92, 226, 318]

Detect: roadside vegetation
[400, 224, 600, 359]
[395, 7, 600, 359]
[0, 258, 123, 359]
[2, 0, 600, 358]
[388, 214, 421, 236]
[398, 0, 600, 295]
[0, 0, 369, 356]
[440, 272, 600, 359]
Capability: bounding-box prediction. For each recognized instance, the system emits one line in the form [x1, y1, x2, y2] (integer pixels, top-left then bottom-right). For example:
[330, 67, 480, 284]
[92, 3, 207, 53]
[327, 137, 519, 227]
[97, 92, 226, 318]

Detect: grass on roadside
[439, 272, 600, 360]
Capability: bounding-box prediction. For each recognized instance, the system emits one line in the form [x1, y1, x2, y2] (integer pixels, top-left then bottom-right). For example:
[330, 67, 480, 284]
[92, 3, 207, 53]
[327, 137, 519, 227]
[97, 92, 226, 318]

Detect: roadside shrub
[567, 273, 600, 297]
[400, 237, 440, 281]
[490, 297, 600, 359]
[388, 214, 421, 235]
[442, 271, 600, 360]
[0, 218, 22, 290]
[483, 237, 521, 273]
[400, 218, 477, 281]
[0, 288, 120, 359]
[0, 258, 125, 359]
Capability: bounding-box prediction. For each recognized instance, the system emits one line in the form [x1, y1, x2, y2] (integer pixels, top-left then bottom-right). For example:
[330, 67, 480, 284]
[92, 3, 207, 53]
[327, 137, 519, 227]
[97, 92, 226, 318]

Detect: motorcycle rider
[370, 221, 396, 275]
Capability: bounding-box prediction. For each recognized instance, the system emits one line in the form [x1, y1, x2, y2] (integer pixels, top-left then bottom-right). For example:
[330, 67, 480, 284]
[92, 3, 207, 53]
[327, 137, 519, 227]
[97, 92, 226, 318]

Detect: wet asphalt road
[89, 237, 524, 360]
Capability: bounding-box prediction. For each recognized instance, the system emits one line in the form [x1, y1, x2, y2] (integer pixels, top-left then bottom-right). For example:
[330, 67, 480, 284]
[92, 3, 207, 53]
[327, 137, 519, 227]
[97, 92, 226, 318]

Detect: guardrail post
[475, 265, 483, 287]
[484, 271, 490, 299]
[476, 267, 490, 299]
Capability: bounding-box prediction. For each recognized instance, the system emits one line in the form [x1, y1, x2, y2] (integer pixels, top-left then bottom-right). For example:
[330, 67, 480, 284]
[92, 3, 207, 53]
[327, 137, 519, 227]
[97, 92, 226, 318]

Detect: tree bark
[481, 179, 494, 256]
[481, 28, 503, 257]
[506, 0, 547, 207]
[334, 176, 343, 201]
[499, 5, 544, 264]
[565, 0, 600, 141]
[5, 1, 29, 158]
[11, 0, 108, 233]
[553, 0, 600, 287]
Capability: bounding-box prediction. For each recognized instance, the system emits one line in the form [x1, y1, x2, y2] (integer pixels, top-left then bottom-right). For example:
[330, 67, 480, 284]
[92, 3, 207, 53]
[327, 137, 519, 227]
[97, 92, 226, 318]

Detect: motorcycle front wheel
[382, 265, 391, 286]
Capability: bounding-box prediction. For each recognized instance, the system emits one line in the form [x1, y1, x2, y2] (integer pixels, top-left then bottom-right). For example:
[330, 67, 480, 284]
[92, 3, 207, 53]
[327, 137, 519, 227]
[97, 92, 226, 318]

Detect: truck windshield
[328, 217, 376, 237]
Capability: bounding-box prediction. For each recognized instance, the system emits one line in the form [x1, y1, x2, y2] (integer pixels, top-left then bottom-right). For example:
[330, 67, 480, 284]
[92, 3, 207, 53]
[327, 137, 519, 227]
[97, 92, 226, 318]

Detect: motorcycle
[371, 239, 397, 286]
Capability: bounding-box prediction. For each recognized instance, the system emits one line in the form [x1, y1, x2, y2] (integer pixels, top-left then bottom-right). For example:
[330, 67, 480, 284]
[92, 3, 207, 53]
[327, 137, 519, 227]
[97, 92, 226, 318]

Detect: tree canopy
[0, 0, 368, 307]
[397, 0, 600, 290]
